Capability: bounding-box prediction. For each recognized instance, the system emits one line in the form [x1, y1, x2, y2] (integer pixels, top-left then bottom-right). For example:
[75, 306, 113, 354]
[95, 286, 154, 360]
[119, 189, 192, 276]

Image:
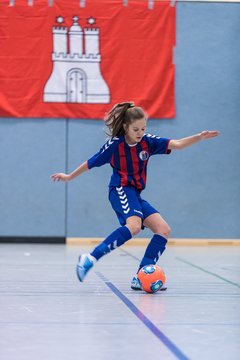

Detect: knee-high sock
[90, 226, 132, 261]
[137, 234, 167, 272]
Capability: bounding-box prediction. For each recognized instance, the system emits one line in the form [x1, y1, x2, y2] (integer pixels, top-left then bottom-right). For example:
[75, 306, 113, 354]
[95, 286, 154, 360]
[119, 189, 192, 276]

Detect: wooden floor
[0, 242, 239, 360]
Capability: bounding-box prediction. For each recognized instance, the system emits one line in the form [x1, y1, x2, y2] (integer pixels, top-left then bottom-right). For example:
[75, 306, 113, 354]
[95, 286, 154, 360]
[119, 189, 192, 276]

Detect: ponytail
[105, 102, 146, 138]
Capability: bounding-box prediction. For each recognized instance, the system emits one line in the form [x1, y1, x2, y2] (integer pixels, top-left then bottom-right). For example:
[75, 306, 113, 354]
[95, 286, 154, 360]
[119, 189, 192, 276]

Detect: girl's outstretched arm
[168, 130, 220, 150]
[51, 160, 89, 182]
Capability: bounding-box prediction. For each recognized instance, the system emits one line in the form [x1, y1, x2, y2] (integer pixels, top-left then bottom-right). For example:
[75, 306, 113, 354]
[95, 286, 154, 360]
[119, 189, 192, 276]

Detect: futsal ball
[137, 265, 166, 293]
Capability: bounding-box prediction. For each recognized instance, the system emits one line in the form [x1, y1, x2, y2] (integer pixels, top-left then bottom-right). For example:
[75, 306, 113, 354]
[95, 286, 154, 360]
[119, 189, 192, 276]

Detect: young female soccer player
[51, 102, 219, 290]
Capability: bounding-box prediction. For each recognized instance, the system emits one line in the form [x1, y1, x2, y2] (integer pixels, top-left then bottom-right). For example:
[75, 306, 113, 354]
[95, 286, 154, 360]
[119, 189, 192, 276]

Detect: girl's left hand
[200, 130, 220, 140]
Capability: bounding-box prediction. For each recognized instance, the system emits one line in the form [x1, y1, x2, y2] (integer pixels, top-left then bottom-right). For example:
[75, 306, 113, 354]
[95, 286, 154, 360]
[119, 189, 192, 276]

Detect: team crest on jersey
[139, 151, 149, 161]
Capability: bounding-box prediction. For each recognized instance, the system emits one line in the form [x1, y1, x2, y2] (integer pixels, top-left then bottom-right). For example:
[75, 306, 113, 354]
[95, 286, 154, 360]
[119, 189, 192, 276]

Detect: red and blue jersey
[87, 134, 171, 191]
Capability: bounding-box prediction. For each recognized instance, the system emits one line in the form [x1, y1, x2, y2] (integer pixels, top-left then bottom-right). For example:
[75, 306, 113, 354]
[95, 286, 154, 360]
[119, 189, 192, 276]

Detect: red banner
[0, 0, 176, 119]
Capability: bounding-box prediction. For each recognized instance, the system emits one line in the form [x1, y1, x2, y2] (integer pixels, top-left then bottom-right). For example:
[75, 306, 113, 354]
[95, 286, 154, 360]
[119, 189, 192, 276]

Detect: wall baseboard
[67, 237, 240, 246]
[0, 237, 66, 244]
[0, 237, 239, 246]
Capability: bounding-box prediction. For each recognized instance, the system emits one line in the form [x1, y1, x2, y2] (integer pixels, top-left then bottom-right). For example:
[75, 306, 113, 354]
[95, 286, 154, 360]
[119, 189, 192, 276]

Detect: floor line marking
[176, 257, 240, 288]
[1, 321, 239, 326]
[95, 271, 190, 360]
[119, 247, 141, 261]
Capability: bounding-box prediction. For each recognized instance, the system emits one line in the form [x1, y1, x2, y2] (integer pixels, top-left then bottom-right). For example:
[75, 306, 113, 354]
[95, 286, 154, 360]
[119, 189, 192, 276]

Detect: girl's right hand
[51, 173, 71, 182]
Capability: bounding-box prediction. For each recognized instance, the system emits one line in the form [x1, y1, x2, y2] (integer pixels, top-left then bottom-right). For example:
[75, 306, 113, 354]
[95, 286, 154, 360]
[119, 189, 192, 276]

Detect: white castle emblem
[43, 16, 110, 103]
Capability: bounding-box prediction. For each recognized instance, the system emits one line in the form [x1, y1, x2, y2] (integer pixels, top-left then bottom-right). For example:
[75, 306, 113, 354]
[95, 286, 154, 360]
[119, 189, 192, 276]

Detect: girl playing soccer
[51, 102, 219, 290]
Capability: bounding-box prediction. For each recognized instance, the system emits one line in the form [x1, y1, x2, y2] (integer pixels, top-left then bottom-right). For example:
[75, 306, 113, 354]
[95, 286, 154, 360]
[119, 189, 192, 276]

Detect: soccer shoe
[131, 276, 167, 291]
[131, 276, 142, 290]
[76, 254, 94, 282]
[159, 283, 167, 291]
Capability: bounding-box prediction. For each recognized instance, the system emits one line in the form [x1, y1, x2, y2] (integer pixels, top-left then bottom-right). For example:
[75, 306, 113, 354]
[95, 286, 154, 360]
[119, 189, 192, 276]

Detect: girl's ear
[123, 123, 127, 133]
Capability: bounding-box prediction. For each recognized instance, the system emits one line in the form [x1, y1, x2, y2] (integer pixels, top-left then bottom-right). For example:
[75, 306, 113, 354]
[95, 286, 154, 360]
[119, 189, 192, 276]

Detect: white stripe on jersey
[101, 137, 119, 154]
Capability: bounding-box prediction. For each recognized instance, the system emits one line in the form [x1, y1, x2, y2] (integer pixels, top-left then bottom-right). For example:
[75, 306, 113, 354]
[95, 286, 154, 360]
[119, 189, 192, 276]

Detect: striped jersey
[87, 134, 171, 191]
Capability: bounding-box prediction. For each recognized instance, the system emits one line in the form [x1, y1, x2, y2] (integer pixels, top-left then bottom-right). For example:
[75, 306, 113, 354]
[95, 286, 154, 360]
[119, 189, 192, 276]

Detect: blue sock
[137, 234, 167, 272]
[91, 226, 132, 261]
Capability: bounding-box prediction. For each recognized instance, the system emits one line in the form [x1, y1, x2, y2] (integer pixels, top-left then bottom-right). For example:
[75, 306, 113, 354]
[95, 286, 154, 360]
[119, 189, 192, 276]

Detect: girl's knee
[162, 224, 171, 238]
[157, 223, 171, 238]
[130, 225, 141, 236]
[126, 217, 142, 236]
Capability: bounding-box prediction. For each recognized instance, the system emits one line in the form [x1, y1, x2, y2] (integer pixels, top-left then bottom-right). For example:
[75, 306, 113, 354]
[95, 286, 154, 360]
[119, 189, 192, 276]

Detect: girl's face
[124, 118, 147, 145]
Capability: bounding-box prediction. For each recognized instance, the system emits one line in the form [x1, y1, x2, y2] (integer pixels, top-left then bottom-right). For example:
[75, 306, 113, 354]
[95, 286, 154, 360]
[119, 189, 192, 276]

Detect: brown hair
[105, 102, 146, 138]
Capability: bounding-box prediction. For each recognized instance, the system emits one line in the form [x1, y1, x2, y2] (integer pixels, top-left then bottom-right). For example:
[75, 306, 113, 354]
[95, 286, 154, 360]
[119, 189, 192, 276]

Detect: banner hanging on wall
[0, 0, 176, 119]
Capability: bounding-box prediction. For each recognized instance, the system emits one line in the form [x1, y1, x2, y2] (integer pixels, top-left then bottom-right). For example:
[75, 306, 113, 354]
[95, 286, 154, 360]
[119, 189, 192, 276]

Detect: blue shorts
[109, 186, 158, 227]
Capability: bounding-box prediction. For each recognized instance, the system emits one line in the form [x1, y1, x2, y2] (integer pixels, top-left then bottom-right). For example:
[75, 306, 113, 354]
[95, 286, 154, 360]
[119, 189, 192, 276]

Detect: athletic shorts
[108, 185, 159, 227]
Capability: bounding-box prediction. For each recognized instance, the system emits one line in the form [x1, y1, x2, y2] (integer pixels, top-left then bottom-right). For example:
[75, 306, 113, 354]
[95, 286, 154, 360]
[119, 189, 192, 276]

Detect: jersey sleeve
[87, 138, 119, 169]
[146, 134, 171, 155]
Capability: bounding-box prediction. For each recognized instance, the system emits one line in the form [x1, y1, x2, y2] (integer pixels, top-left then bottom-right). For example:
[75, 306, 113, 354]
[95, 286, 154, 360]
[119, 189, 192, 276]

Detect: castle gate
[67, 68, 87, 103]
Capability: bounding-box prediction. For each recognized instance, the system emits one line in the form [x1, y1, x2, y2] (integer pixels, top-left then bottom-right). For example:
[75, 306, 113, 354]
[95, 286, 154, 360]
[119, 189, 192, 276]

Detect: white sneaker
[76, 254, 94, 282]
[131, 276, 142, 290]
[131, 275, 167, 291]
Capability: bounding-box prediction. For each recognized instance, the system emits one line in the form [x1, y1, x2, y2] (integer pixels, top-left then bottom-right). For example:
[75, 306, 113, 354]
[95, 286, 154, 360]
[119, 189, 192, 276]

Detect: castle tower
[44, 15, 110, 104]
[69, 16, 83, 56]
[53, 17, 67, 55]
[84, 28, 100, 56]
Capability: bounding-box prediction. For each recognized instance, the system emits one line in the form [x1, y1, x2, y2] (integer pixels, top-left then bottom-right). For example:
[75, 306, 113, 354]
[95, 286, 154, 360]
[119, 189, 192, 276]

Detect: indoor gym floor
[0, 242, 239, 360]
